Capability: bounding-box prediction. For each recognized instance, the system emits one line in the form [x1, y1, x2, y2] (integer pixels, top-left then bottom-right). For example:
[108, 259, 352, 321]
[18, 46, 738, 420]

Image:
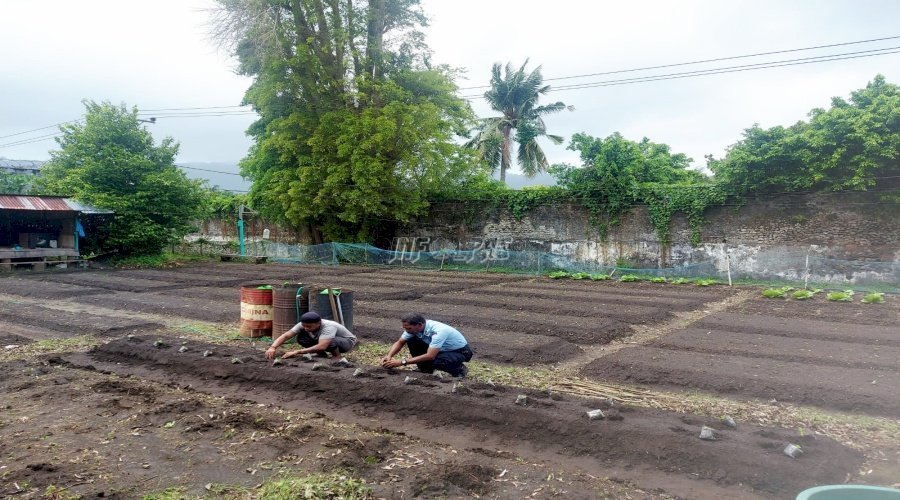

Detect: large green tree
[551, 132, 707, 237]
[466, 60, 572, 183]
[711, 75, 899, 193]
[214, 0, 481, 243]
[35, 101, 205, 256]
[0, 170, 31, 194]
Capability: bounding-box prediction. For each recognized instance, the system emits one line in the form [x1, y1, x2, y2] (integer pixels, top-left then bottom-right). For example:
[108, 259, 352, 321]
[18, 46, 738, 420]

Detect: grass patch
[144, 473, 371, 500]
[111, 252, 216, 270]
[0, 334, 100, 362]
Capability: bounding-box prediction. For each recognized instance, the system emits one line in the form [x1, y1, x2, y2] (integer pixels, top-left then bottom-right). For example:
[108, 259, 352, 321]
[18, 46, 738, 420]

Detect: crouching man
[380, 313, 473, 378]
[265, 311, 357, 361]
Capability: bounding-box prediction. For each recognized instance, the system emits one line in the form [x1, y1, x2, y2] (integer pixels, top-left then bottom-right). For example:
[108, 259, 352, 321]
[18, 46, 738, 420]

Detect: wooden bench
[220, 254, 268, 264]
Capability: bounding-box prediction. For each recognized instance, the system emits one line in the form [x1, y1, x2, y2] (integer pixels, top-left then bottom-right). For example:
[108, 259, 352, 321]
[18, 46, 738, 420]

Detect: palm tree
[466, 60, 572, 183]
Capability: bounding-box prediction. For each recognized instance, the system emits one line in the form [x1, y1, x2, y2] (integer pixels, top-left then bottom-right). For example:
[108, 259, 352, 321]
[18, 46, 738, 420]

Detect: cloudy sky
[1, 0, 898, 191]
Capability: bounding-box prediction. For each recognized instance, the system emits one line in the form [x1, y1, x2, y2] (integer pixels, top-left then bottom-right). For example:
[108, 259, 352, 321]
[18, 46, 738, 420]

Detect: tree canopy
[35, 101, 206, 256]
[0, 170, 31, 194]
[466, 61, 572, 183]
[711, 75, 899, 193]
[214, 0, 482, 243]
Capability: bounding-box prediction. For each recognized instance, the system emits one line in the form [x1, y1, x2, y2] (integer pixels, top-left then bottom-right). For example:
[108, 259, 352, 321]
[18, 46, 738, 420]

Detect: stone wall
[402, 191, 900, 287]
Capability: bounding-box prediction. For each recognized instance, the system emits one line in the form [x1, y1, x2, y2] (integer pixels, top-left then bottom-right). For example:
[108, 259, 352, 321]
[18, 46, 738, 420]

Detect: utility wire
[457, 34, 900, 90]
[460, 47, 900, 98]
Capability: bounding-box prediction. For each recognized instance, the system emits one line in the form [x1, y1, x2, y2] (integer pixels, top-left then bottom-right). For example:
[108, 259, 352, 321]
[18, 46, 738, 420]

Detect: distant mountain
[177, 162, 250, 193]
[499, 171, 558, 189]
[177, 162, 558, 193]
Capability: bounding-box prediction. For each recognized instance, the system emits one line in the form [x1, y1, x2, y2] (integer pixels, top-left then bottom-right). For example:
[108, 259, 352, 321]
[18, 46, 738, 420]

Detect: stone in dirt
[301, 353, 314, 362]
[404, 376, 414, 385]
[202, 350, 213, 357]
[153, 340, 168, 348]
[784, 443, 803, 458]
[178, 346, 189, 353]
[230, 357, 243, 364]
[723, 415, 737, 428]
[699, 426, 716, 440]
[352, 368, 363, 377]
[311, 363, 324, 371]
[272, 358, 283, 366]
[515, 395, 528, 406]
[586, 409, 605, 420]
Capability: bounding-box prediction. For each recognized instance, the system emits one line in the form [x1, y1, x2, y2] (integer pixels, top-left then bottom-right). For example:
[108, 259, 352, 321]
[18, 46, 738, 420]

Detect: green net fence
[206, 240, 899, 292]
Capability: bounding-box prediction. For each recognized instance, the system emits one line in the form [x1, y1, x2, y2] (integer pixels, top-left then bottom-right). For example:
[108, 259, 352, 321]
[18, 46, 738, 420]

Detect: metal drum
[239, 283, 273, 338]
[308, 287, 354, 332]
[273, 283, 307, 338]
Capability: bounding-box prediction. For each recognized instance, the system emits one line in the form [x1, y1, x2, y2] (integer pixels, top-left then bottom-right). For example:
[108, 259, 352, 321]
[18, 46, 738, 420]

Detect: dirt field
[0, 262, 897, 499]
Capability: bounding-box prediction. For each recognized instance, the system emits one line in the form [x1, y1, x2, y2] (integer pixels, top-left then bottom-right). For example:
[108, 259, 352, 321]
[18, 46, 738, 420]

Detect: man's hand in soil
[382, 358, 403, 369]
[265, 346, 278, 360]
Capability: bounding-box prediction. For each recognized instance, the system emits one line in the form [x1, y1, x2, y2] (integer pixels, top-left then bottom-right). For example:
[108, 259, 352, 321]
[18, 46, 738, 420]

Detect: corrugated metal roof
[0, 195, 112, 214]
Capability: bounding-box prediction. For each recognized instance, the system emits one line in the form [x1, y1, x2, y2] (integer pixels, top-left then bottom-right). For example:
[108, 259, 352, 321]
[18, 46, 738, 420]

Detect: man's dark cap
[300, 312, 322, 323]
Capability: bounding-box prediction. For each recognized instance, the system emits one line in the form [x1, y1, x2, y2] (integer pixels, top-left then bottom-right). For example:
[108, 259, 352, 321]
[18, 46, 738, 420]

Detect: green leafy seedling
[762, 288, 787, 298]
[792, 288, 821, 300]
[861, 292, 885, 304]
[547, 271, 570, 279]
[570, 272, 592, 280]
[670, 277, 690, 284]
[163, 421, 175, 429]
[589, 273, 610, 281]
[826, 290, 854, 302]
[649, 277, 667, 283]
[619, 274, 639, 282]
[694, 279, 719, 286]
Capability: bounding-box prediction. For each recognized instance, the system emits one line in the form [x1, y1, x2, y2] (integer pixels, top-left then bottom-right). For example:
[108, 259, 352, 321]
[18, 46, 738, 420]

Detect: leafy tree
[213, 0, 481, 243]
[552, 132, 702, 237]
[467, 60, 572, 183]
[0, 170, 31, 194]
[712, 75, 899, 193]
[35, 101, 206, 256]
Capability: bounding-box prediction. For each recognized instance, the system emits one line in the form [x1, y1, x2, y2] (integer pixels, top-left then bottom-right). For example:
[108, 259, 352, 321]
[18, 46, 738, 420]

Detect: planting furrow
[583, 346, 900, 416]
[36, 273, 178, 293]
[69, 291, 235, 323]
[354, 299, 630, 344]
[694, 313, 900, 346]
[502, 280, 737, 301]
[0, 303, 163, 337]
[467, 284, 705, 311]
[416, 291, 670, 323]
[649, 327, 900, 371]
[0, 278, 106, 299]
[732, 298, 899, 327]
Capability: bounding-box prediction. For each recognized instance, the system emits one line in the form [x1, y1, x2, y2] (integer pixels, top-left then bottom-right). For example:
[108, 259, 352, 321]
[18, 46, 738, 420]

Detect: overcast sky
[1, 0, 898, 191]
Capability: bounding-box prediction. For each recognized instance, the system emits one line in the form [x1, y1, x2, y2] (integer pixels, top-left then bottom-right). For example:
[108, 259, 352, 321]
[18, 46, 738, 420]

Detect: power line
[460, 46, 900, 98]
[457, 34, 900, 90]
[140, 105, 251, 112]
[0, 119, 81, 141]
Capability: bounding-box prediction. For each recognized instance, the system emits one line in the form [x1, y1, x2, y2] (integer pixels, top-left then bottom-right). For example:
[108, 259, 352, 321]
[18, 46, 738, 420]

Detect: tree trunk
[365, 0, 385, 80]
[500, 125, 512, 184]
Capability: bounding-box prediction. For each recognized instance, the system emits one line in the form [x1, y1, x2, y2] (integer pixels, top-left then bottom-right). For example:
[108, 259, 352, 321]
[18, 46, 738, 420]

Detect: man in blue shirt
[381, 313, 473, 377]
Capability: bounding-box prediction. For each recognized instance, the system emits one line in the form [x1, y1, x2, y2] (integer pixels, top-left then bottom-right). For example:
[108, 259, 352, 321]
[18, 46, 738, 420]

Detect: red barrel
[239, 283, 273, 338]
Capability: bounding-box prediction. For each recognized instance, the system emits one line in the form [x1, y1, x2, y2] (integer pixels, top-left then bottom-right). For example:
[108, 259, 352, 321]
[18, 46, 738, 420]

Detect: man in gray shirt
[265, 312, 357, 361]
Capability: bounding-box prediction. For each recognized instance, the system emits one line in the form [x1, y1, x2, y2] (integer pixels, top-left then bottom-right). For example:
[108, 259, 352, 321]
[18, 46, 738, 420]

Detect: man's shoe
[455, 365, 468, 378]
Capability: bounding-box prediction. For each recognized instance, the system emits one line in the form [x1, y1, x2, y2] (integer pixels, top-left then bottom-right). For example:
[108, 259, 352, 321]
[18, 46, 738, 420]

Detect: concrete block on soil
[784, 443, 803, 458]
[586, 409, 605, 420]
[311, 362, 324, 371]
[178, 346, 189, 353]
[699, 426, 716, 440]
[202, 350, 214, 357]
[515, 395, 528, 406]
[723, 415, 737, 428]
[338, 358, 353, 367]
[352, 368, 363, 377]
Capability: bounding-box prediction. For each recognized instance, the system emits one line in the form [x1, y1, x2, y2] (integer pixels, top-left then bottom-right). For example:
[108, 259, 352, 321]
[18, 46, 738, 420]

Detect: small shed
[0, 195, 110, 270]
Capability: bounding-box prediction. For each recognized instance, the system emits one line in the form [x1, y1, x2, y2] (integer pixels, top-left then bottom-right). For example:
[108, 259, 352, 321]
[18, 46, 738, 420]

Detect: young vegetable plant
[547, 271, 570, 279]
[826, 290, 854, 302]
[762, 286, 793, 298]
[570, 272, 592, 280]
[792, 288, 821, 300]
[619, 274, 640, 282]
[650, 277, 667, 283]
[670, 277, 690, 284]
[589, 273, 610, 281]
[861, 292, 885, 304]
[694, 279, 719, 286]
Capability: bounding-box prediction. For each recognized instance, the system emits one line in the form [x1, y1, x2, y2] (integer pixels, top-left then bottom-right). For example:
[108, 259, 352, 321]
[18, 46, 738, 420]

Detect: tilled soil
[76, 336, 864, 498]
[1, 263, 897, 498]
